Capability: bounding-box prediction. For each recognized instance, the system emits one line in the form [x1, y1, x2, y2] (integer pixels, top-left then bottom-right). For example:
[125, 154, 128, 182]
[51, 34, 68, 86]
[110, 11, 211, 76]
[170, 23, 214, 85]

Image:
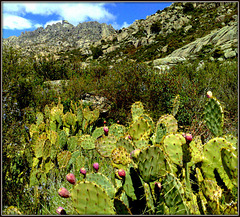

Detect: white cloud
[3, 13, 32, 30]
[112, 21, 131, 30]
[2, 2, 116, 27]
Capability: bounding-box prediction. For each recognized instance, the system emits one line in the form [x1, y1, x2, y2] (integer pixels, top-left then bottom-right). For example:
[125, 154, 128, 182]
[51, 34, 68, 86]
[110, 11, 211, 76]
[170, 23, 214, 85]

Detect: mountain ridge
[3, 2, 238, 65]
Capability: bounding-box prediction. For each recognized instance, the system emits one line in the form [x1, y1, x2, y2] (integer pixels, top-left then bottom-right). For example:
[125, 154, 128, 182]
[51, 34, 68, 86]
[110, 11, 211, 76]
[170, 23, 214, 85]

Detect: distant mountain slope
[3, 2, 238, 65]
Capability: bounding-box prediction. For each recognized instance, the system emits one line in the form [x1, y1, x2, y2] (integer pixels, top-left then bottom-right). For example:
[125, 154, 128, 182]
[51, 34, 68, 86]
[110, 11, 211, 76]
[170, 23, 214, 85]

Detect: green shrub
[183, 2, 195, 14]
[150, 22, 162, 34]
[90, 46, 103, 59]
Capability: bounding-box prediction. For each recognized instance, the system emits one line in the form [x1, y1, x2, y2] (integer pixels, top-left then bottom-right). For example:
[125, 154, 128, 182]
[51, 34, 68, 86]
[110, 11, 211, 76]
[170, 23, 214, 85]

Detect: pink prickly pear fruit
[128, 135, 132, 140]
[80, 167, 86, 176]
[118, 169, 126, 177]
[66, 173, 76, 185]
[104, 126, 109, 136]
[56, 207, 66, 215]
[104, 120, 107, 124]
[93, 162, 99, 172]
[206, 91, 213, 98]
[185, 133, 193, 142]
[117, 120, 120, 124]
[58, 187, 70, 198]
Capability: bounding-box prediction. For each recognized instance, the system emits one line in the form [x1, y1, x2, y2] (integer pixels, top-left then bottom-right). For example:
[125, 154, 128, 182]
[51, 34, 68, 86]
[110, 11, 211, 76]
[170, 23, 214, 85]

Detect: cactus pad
[86, 173, 116, 199]
[133, 138, 149, 149]
[62, 111, 77, 128]
[221, 147, 238, 187]
[71, 181, 115, 214]
[115, 137, 135, 153]
[111, 146, 131, 169]
[204, 96, 224, 137]
[157, 114, 178, 134]
[109, 124, 126, 139]
[92, 127, 104, 140]
[163, 133, 185, 167]
[42, 139, 51, 160]
[36, 112, 44, 126]
[131, 101, 145, 122]
[57, 151, 71, 168]
[138, 145, 169, 182]
[189, 136, 203, 164]
[114, 198, 132, 215]
[34, 133, 47, 158]
[67, 136, 79, 152]
[201, 138, 235, 190]
[161, 172, 189, 214]
[154, 122, 167, 144]
[171, 94, 180, 117]
[79, 134, 95, 150]
[95, 134, 117, 157]
[128, 116, 152, 141]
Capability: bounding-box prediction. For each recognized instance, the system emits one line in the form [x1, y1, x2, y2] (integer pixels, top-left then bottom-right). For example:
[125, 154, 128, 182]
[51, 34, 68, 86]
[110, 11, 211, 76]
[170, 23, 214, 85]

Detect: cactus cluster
[29, 92, 237, 215]
[29, 98, 101, 187]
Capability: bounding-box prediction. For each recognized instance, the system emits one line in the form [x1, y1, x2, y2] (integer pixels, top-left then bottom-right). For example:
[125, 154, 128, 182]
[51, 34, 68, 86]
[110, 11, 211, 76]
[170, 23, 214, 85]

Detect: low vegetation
[2, 30, 238, 215]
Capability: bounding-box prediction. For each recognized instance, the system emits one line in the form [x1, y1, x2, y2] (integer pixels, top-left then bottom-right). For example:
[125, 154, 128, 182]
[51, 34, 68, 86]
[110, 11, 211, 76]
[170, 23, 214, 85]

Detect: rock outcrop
[3, 20, 116, 57]
[3, 2, 238, 66]
[153, 21, 237, 68]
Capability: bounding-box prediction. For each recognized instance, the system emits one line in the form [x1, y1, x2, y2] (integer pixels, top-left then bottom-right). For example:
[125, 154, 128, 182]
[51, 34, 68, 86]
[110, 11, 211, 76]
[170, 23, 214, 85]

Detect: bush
[90, 46, 103, 59]
[183, 2, 195, 14]
[150, 22, 162, 34]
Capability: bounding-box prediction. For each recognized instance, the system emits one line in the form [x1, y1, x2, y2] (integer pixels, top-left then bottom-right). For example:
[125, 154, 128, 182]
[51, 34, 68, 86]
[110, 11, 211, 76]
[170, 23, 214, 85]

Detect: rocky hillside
[3, 2, 238, 66]
[3, 20, 115, 57]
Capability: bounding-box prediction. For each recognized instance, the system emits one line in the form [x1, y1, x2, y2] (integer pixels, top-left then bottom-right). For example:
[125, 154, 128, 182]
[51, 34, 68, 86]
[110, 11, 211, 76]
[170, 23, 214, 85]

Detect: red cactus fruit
[104, 120, 107, 124]
[56, 206, 66, 215]
[185, 133, 193, 142]
[103, 126, 109, 136]
[66, 173, 76, 185]
[207, 91, 213, 98]
[58, 187, 70, 198]
[80, 167, 86, 176]
[93, 162, 99, 172]
[118, 169, 126, 177]
[117, 120, 120, 124]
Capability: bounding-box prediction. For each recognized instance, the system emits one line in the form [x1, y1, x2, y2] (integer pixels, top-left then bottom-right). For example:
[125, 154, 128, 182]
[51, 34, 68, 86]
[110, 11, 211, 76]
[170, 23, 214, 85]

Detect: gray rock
[224, 49, 236, 58]
[81, 92, 111, 113]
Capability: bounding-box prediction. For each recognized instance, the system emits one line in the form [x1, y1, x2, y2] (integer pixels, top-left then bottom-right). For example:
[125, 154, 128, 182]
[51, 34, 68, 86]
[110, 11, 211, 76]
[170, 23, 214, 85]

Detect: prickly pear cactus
[131, 101, 145, 122]
[115, 137, 135, 153]
[152, 122, 167, 144]
[204, 94, 224, 137]
[57, 151, 71, 168]
[79, 134, 95, 150]
[111, 146, 131, 170]
[71, 181, 115, 214]
[86, 173, 116, 199]
[62, 111, 77, 129]
[157, 114, 178, 134]
[137, 145, 169, 183]
[171, 94, 180, 117]
[221, 147, 238, 187]
[162, 133, 185, 167]
[161, 172, 189, 214]
[95, 134, 117, 157]
[201, 138, 236, 190]
[128, 116, 152, 141]
[109, 124, 126, 139]
[201, 179, 222, 214]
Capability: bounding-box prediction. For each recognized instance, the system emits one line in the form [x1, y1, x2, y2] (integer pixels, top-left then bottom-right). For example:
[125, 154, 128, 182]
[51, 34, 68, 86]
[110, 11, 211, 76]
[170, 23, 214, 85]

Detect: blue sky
[2, 1, 172, 39]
